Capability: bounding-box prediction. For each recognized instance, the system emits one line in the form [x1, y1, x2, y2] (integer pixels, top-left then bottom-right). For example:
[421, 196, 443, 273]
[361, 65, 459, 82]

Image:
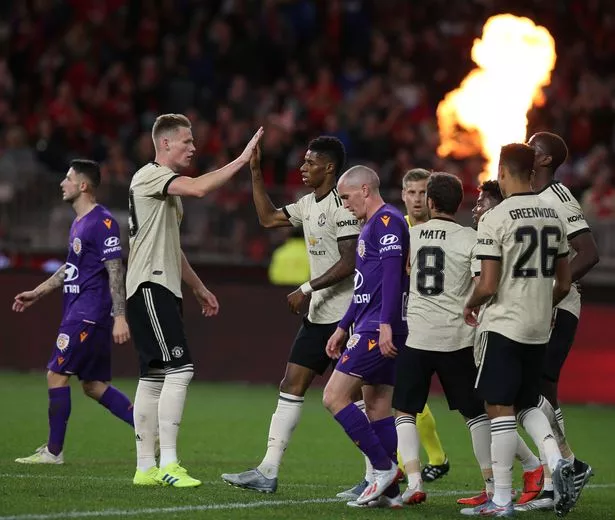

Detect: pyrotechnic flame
[436, 14, 556, 181]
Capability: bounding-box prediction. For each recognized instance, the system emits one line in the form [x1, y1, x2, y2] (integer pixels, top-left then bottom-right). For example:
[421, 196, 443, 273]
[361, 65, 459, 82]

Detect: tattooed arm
[104, 258, 130, 343]
[12, 264, 66, 312]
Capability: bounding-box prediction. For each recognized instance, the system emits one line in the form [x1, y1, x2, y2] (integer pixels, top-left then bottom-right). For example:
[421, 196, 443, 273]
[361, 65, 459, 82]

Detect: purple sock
[371, 415, 398, 463]
[334, 403, 391, 470]
[48, 386, 71, 456]
[99, 386, 135, 427]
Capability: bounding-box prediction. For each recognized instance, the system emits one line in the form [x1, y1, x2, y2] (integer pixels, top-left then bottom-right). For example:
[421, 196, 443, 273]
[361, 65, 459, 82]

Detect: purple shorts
[47, 322, 112, 381]
[335, 331, 403, 386]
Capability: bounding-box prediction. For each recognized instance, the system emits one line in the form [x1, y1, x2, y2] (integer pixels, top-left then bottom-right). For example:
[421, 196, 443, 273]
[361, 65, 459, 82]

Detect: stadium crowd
[0, 0, 614, 257]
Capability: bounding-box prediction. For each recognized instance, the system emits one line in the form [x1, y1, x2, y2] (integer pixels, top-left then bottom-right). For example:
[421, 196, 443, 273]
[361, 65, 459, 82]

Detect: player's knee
[321, 388, 335, 412]
[279, 377, 307, 397]
[46, 370, 69, 389]
[81, 381, 107, 400]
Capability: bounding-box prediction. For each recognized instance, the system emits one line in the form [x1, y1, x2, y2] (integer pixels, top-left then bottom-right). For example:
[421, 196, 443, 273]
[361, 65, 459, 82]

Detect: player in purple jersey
[323, 165, 409, 509]
[13, 159, 133, 464]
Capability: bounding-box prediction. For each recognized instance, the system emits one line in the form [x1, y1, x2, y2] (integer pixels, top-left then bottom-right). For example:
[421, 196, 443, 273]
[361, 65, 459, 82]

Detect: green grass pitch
[1, 372, 613, 519]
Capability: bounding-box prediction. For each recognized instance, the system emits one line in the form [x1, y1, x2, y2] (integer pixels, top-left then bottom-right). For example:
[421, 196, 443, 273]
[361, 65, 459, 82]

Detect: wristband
[299, 281, 313, 295]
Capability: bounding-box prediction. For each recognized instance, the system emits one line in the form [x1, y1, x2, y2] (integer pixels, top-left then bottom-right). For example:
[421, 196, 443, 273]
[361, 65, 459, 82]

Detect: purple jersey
[352, 204, 409, 334]
[62, 205, 122, 326]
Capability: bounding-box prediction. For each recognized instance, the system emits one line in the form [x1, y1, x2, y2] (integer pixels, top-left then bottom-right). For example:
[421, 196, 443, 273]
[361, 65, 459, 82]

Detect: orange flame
[436, 14, 556, 181]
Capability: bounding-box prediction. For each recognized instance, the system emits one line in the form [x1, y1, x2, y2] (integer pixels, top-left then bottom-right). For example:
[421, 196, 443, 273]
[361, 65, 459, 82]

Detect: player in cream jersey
[222, 137, 360, 494]
[394, 173, 489, 506]
[126, 114, 262, 488]
[406, 220, 479, 351]
[126, 162, 183, 299]
[283, 188, 356, 323]
[463, 144, 574, 518]
[525, 132, 599, 511]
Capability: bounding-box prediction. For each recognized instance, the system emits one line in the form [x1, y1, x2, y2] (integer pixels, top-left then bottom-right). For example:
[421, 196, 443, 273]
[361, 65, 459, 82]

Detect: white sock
[467, 414, 492, 484]
[134, 372, 164, 472]
[554, 407, 566, 436]
[395, 414, 421, 487]
[355, 400, 374, 481]
[158, 366, 193, 468]
[515, 433, 541, 471]
[544, 475, 554, 492]
[518, 407, 562, 473]
[490, 416, 517, 507]
[258, 392, 304, 479]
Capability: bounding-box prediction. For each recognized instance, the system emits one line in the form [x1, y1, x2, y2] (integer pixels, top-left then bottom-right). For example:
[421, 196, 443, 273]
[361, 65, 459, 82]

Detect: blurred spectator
[268, 227, 310, 286]
[581, 165, 615, 220]
[0, 0, 615, 257]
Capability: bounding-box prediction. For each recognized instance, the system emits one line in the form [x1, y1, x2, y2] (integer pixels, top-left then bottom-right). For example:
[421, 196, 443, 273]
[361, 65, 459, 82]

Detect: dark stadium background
[0, 0, 613, 403]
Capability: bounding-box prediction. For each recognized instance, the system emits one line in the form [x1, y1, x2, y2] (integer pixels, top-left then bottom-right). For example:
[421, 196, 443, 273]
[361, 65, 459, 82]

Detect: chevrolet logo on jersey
[380, 215, 390, 226]
[307, 235, 321, 247]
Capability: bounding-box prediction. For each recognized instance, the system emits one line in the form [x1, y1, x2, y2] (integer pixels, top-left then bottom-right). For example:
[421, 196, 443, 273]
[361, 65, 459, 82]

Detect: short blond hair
[152, 114, 191, 142]
[402, 168, 430, 186]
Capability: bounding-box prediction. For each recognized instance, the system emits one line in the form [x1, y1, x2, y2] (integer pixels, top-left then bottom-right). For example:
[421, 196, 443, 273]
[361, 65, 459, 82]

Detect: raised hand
[240, 127, 264, 164]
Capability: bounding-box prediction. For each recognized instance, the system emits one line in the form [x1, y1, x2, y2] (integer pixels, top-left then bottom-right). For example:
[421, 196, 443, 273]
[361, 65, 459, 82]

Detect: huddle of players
[13, 110, 597, 516]
[222, 131, 598, 517]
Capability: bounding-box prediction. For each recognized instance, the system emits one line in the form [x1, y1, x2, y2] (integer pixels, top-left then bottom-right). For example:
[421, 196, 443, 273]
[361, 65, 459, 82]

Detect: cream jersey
[476, 193, 568, 344]
[537, 181, 590, 319]
[126, 162, 183, 299]
[406, 218, 480, 352]
[283, 188, 360, 324]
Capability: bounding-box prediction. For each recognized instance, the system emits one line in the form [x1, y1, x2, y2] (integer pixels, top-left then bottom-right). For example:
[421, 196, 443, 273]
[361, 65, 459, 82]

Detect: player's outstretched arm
[180, 250, 219, 317]
[167, 127, 263, 198]
[250, 143, 292, 228]
[553, 256, 572, 307]
[104, 258, 130, 344]
[12, 263, 66, 312]
[286, 237, 357, 314]
[568, 231, 599, 282]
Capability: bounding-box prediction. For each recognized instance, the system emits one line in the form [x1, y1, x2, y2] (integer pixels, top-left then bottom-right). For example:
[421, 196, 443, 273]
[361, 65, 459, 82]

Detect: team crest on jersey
[380, 214, 390, 226]
[103, 218, 112, 230]
[346, 334, 361, 350]
[318, 213, 326, 226]
[56, 333, 70, 352]
[171, 346, 184, 358]
[357, 239, 366, 258]
[72, 237, 82, 255]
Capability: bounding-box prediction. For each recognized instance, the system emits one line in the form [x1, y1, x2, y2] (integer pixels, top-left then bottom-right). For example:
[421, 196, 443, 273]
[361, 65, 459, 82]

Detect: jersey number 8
[417, 246, 445, 296]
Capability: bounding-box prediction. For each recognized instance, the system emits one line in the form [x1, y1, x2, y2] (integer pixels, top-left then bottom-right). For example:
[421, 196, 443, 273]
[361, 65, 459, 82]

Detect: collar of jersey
[314, 188, 334, 203]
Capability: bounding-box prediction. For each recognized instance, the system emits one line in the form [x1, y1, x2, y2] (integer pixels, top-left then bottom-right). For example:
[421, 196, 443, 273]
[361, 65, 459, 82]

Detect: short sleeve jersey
[126, 162, 183, 299]
[283, 188, 360, 324]
[537, 181, 591, 319]
[476, 193, 568, 344]
[352, 204, 409, 335]
[406, 218, 479, 351]
[62, 205, 122, 326]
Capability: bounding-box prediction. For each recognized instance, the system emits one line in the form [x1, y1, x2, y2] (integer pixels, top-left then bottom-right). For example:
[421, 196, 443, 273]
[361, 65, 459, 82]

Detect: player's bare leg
[221, 362, 316, 493]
